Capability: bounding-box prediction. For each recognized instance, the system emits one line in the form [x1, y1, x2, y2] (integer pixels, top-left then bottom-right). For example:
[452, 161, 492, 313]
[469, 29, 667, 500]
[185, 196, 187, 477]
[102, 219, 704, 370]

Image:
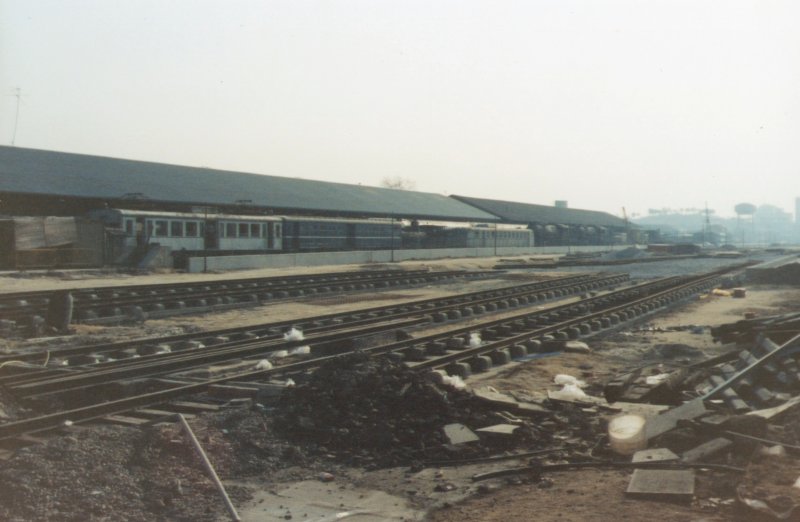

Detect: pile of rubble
[273, 352, 579, 468]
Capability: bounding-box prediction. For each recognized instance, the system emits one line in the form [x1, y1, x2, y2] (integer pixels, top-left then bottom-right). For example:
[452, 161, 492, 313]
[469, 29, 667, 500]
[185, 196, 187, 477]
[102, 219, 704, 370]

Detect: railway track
[0, 273, 626, 396]
[0, 268, 492, 330]
[0, 265, 744, 445]
[0, 272, 620, 368]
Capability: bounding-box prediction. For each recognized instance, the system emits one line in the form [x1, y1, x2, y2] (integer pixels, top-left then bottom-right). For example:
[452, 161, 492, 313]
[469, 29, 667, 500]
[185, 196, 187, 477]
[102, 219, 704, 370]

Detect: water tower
[734, 202, 756, 246]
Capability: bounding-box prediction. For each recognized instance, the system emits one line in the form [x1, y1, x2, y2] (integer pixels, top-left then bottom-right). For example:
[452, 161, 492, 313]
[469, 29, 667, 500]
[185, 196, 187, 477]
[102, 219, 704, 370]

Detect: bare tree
[380, 176, 416, 190]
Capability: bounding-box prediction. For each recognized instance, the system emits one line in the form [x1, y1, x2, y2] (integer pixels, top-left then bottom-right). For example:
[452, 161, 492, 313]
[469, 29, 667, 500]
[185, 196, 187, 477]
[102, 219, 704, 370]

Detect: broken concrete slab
[631, 448, 679, 464]
[475, 424, 519, 435]
[681, 437, 733, 462]
[473, 387, 519, 407]
[645, 398, 706, 440]
[626, 469, 695, 501]
[443, 423, 479, 445]
[514, 402, 550, 415]
[473, 387, 550, 415]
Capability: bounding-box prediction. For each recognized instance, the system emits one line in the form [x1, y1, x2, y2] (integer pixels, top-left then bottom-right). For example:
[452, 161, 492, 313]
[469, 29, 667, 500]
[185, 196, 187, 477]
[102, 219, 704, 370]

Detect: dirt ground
[427, 285, 800, 522]
[2, 258, 800, 521]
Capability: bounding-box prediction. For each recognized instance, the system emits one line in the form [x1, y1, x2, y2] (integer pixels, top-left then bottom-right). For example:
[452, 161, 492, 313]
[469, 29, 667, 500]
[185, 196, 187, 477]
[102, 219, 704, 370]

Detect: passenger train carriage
[89, 209, 283, 252]
[281, 216, 400, 251]
[90, 209, 533, 267]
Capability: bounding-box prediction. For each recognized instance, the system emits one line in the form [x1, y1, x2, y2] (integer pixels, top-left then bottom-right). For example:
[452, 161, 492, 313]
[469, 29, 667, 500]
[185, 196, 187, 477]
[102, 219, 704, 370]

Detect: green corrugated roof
[0, 146, 498, 222]
[451, 195, 627, 228]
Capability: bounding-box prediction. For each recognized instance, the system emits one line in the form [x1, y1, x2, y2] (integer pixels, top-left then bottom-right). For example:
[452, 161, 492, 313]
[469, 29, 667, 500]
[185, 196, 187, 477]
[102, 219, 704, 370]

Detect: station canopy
[0, 146, 498, 222]
[450, 195, 627, 228]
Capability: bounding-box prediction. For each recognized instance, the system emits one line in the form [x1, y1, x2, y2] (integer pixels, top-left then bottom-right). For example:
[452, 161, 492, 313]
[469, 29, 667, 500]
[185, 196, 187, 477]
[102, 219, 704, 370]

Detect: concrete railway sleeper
[0, 272, 625, 371]
[0, 269, 493, 330]
[410, 273, 729, 376]
[0, 265, 747, 443]
[6, 274, 712, 399]
[3, 274, 627, 397]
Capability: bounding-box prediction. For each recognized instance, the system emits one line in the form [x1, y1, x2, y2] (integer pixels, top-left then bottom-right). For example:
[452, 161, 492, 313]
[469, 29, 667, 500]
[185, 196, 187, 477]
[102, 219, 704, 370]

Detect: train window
[154, 220, 168, 237]
[199, 223, 205, 237]
[250, 223, 260, 237]
[225, 222, 237, 237]
[146, 220, 154, 237]
[124, 219, 134, 236]
[185, 222, 198, 237]
[275, 224, 282, 238]
[238, 223, 249, 237]
[170, 221, 184, 237]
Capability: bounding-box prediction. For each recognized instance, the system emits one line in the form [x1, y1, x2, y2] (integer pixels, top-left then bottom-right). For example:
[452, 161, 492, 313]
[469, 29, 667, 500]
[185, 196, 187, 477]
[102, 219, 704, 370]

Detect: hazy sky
[1, 1, 798, 218]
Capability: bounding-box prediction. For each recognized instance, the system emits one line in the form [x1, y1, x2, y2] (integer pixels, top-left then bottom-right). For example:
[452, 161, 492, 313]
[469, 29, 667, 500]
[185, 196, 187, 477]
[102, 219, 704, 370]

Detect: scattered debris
[607, 415, 647, 455]
[443, 424, 480, 445]
[711, 312, 800, 344]
[631, 448, 679, 463]
[273, 352, 562, 468]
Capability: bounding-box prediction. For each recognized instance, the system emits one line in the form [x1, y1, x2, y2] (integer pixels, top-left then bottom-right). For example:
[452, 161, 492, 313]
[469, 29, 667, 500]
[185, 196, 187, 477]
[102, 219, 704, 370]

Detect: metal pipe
[178, 414, 241, 522]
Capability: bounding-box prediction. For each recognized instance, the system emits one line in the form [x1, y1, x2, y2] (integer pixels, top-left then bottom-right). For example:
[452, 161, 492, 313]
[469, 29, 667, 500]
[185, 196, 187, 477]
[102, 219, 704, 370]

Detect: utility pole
[390, 214, 395, 263]
[11, 88, 22, 146]
[622, 207, 630, 244]
[494, 222, 498, 256]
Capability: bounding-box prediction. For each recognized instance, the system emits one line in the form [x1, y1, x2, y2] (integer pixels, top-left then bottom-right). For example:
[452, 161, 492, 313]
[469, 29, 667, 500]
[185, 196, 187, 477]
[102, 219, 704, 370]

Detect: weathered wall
[186, 246, 611, 273]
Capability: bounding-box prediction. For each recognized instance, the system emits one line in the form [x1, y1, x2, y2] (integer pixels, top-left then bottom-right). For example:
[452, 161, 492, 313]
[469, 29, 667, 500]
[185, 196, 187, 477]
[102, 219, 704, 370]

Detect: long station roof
[451, 195, 628, 228]
[0, 146, 497, 222]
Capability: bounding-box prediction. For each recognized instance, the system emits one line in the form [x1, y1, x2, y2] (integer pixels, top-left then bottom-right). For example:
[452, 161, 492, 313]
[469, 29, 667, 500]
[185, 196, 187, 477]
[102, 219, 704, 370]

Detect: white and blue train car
[216, 216, 283, 251]
[89, 209, 283, 252]
[281, 216, 401, 252]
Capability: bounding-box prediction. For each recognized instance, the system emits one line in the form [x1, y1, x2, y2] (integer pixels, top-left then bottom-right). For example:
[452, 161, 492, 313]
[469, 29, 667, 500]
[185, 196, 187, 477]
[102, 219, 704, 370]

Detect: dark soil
[272, 352, 589, 468]
[0, 424, 250, 522]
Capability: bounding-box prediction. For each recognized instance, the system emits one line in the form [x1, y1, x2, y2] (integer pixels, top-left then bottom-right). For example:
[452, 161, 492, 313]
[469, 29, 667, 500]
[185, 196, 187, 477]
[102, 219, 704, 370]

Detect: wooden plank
[102, 414, 150, 426]
[168, 401, 220, 413]
[133, 408, 178, 419]
[207, 384, 259, 400]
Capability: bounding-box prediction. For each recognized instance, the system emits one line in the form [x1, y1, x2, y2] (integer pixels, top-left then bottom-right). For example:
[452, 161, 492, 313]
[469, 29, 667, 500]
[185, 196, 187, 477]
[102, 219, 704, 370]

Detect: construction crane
[622, 207, 631, 244]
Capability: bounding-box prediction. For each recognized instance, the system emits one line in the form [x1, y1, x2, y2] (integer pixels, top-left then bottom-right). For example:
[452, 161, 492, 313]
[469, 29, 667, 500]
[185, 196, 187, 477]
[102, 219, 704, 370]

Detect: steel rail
[6, 274, 678, 393]
[0, 269, 491, 325]
[13, 317, 427, 397]
[0, 266, 744, 441]
[408, 272, 730, 372]
[6, 274, 625, 394]
[0, 272, 620, 367]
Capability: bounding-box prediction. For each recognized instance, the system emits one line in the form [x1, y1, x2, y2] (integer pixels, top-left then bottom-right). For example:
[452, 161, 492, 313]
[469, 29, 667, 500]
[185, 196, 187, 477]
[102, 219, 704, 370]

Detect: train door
[274, 222, 282, 250]
[204, 220, 218, 249]
[135, 217, 147, 247]
[264, 223, 273, 250]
